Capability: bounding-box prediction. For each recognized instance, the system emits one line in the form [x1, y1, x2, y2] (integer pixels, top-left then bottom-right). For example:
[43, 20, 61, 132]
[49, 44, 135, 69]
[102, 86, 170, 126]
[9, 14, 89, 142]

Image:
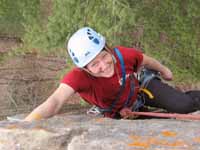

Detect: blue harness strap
[107, 48, 126, 111]
[113, 48, 135, 109]
[114, 48, 126, 87]
[98, 48, 126, 113]
[98, 48, 135, 115]
[91, 48, 135, 118]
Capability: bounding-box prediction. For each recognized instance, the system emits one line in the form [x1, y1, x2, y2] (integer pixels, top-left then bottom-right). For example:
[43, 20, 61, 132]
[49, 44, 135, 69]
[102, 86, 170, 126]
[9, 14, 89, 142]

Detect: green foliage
[132, 0, 200, 82]
[2, 0, 200, 82]
[23, 0, 136, 51]
[0, 0, 23, 36]
[0, 0, 40, 37]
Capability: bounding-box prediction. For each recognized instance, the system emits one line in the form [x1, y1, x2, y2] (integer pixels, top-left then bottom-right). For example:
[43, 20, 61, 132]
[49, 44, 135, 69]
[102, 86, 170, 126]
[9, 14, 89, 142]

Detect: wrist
[26, 113, 42, 121]
[161, 67, 173, 80]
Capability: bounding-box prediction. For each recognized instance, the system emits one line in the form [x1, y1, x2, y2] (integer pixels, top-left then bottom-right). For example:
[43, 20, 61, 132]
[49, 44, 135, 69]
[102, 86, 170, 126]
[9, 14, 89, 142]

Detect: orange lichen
[161, 130, 177, 137]
[128, 135, 156, 148]
[129, 135, 141, 140]
[147, 137, 157, 144]
[0, 140, 7, 144]
[32, 126, 54, 133]
[128, 140, 149, 148]
[158, 140, 187, 147]
[95, 118, 105, 123]
[193, 137, 200, 143]
[6, 124, 17, 129]
[128, 134, 189, 148]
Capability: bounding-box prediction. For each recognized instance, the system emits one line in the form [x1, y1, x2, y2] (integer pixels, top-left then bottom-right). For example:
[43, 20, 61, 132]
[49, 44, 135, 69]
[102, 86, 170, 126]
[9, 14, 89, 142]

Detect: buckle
[87, 105, 102, 116]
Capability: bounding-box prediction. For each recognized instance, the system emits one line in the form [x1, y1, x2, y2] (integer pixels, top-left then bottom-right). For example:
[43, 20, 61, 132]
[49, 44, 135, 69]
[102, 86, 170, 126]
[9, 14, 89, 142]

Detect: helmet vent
[73, 57, 79, 63]
[93, 38, 99, 44]
[87, 32, 91, 35]
[85, 51, 90, 56]
[88, 36, 94, 40]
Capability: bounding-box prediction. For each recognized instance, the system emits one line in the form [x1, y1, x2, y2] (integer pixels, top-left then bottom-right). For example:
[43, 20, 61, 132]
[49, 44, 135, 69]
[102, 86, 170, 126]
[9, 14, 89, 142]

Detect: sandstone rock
[0, 113, 200, 150]
[0, 54, 82, 120]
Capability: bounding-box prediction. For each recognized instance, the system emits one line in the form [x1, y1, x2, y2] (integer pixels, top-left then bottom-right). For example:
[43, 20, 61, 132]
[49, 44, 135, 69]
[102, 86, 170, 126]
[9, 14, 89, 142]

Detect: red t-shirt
[61, 46, 143, 118]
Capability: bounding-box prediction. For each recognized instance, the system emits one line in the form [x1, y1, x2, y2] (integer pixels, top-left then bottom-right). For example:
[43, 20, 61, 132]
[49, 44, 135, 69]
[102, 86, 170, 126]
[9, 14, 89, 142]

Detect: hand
[161, 67, 173, 81]
[142, 54, 173, 81]
[120, 107, 138, 119]
[24, 113, 42, 122]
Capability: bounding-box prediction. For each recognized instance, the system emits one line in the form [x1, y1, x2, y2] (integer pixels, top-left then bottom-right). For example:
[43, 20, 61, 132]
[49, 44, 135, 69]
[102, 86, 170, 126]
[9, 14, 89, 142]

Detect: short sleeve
[117, 46, 143, 72]
[61, 68, 90, 92]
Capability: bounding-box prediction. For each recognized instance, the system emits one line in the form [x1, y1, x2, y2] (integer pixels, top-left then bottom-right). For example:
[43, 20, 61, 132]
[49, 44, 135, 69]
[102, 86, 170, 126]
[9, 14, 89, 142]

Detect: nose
[98, 60, 107, 71]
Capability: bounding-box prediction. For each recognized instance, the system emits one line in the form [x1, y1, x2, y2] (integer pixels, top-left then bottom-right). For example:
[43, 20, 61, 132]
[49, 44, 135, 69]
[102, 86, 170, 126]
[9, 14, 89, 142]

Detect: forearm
[142, 54, 173, 80]
[24, 84, 74, 121]
[25, 97, 61, 121]
[144, 57, 167, 73]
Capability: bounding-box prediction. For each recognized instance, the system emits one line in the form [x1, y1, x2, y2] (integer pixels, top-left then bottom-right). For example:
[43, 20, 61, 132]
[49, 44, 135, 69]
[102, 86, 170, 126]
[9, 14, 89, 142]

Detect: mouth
[102, 64, 114, 77]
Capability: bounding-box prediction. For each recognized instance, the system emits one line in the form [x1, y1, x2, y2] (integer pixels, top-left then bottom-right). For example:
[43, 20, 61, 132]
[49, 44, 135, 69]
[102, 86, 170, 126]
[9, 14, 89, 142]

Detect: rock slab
[0, 114, 200, 150]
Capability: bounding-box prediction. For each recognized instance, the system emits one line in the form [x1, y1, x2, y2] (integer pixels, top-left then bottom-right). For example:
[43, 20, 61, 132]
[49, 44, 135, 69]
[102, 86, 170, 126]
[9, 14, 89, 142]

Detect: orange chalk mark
[161, 130, 177, 137]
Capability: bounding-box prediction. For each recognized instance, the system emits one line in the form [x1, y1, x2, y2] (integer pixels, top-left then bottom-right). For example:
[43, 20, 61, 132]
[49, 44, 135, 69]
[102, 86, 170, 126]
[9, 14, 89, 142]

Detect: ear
[104, 44, 113, 53]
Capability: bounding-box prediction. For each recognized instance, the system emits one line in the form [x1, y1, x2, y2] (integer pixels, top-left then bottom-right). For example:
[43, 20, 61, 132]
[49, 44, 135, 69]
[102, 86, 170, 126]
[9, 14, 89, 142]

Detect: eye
[91, 62, 97, 67]
[102, 53, 107, 58]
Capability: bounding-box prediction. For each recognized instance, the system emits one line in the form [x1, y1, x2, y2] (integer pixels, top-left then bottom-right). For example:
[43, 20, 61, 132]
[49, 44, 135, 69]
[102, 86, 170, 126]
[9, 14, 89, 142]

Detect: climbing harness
[137, 67, 161, 89]
[130, 68, 161, 112]
[87, 49, 200, 120]
[87, 48, 161, 117]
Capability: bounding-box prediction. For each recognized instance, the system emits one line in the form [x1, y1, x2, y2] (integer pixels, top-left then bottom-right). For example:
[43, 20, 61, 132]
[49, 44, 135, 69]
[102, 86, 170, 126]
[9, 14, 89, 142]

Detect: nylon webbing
[98, 48, 135, 116]
[99, 48, 126, 113]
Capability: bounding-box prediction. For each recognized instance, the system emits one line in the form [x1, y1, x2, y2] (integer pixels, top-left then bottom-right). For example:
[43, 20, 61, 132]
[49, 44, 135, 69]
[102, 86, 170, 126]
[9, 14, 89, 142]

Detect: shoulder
[115, 46, 141, 54]
[114, 46, 144, 71]
[114, 46, 143, 60]
[62, 68, 86, 80]
[61, 67, 91, 91]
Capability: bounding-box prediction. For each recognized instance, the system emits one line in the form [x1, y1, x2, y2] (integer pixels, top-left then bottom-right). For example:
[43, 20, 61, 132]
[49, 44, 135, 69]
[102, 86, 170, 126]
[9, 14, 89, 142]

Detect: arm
[141, 54, 173, 81]
[24, 83, 75, 121]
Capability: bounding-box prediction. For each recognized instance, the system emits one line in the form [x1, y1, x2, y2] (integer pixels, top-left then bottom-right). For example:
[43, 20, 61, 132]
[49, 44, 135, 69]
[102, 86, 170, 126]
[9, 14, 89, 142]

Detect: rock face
[0, 113, 200, 150]
[0, 54, 81, 120]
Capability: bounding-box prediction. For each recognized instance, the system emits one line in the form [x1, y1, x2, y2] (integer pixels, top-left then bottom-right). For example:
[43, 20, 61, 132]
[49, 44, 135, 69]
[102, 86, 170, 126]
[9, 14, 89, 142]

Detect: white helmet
[67, 27, 106, 68]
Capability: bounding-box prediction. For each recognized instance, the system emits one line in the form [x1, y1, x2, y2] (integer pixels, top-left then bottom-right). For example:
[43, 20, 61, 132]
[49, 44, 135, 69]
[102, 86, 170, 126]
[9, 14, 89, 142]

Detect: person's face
[86, 50, 115, 78]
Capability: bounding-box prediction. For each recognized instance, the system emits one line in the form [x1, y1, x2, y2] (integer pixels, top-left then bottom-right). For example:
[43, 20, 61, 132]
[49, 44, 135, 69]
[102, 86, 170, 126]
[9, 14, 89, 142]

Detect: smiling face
[85, 50, 115, 78]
